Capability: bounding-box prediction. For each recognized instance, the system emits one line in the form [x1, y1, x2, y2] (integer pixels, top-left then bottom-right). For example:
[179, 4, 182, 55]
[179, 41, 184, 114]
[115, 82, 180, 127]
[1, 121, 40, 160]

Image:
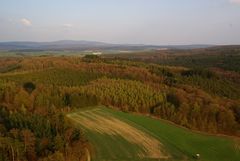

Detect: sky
[0, 0, 240, 45]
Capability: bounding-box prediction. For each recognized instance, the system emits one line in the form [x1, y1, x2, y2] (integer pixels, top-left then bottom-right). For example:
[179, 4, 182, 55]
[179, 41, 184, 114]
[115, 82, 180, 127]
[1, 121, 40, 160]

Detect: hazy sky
[0, 0, 240, 45]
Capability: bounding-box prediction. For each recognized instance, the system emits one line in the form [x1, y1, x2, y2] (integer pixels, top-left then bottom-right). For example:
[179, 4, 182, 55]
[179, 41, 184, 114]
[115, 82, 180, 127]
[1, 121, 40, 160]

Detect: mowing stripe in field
[102, 107, 240, 161]
[67, 106, 240, 161]
[68, 108, 169, 160]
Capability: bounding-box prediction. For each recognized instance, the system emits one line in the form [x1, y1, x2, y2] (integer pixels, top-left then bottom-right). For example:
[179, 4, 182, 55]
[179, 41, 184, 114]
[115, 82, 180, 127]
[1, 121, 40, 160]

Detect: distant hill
[0, 40, 213, 51]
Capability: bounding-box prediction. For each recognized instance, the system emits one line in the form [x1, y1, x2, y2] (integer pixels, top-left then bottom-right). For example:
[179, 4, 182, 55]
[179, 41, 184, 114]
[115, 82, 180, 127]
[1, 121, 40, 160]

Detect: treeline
[0, 80, 91, 161]
[146, 65, 240, 99]
[0, 56, 240, 141]
[54, 76, 240, 135]
[81, 78, 164, 113]
[104, 46, 240, 72]
[179, 75, 240, 99]
[1, 69, 104, 86]
[3, 56, 239, 99]
[65, 78, 240, 135]
[156, 86, 240, 134]
[0, 60, 163, 86]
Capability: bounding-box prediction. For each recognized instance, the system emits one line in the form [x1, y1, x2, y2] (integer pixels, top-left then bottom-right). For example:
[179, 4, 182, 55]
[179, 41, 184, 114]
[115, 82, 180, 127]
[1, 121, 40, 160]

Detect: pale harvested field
[68, 108, 169, 160]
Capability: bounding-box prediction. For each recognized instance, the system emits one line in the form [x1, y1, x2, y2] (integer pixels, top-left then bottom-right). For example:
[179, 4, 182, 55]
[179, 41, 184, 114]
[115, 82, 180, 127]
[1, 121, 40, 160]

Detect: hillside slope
[67, 106, 240, 161]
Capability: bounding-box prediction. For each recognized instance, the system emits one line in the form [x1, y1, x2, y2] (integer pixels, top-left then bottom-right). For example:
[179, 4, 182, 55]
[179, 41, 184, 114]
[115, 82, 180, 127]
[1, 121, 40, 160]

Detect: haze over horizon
[1, 0, 240, 45]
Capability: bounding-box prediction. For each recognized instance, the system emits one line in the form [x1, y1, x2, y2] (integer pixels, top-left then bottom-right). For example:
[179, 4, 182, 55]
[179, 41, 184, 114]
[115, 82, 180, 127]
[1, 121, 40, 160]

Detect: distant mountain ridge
[0, 40, 213, 51]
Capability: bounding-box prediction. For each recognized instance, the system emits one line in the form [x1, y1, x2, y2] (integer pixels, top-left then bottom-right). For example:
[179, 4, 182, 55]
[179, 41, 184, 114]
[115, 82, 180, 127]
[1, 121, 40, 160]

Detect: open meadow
[67, 106, 240, 161]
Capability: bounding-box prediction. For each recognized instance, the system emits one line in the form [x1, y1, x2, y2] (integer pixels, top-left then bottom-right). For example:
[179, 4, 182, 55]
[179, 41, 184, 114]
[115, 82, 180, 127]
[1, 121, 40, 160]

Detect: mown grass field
[67, 106, 240, 161]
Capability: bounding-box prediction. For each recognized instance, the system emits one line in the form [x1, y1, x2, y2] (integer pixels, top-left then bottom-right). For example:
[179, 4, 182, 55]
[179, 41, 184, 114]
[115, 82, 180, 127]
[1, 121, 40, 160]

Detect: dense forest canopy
[0, 49, 240, 160]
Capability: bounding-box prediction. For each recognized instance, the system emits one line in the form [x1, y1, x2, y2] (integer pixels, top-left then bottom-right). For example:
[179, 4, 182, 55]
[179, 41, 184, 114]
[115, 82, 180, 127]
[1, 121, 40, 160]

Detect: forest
[0, 51, 240, 161]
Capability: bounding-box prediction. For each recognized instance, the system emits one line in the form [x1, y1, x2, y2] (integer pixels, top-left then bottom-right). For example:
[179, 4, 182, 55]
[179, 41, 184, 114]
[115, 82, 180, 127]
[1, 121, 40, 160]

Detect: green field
[67, 106, 240, 161]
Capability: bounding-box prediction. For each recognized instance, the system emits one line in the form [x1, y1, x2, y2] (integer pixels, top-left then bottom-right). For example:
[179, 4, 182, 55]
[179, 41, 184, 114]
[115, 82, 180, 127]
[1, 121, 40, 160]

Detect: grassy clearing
[67, 106, 240, 161]
[68, 108, 168, 161]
